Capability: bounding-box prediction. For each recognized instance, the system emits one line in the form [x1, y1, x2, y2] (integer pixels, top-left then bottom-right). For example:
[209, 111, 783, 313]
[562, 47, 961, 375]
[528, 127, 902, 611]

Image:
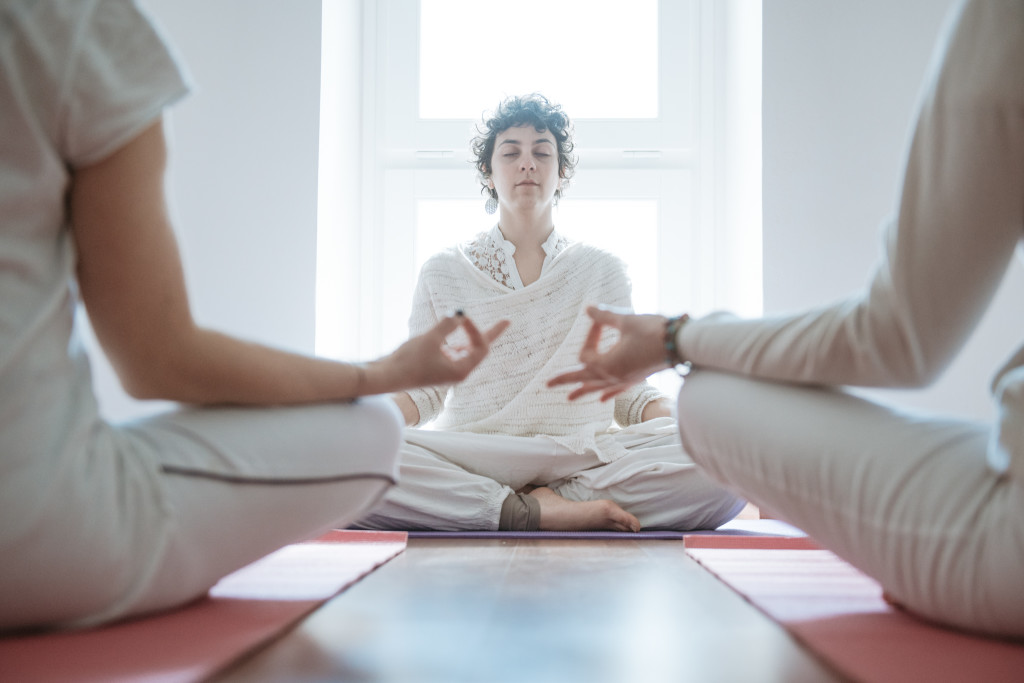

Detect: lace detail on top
[465, 228, 516, 288]
[463, 225, 570, 289]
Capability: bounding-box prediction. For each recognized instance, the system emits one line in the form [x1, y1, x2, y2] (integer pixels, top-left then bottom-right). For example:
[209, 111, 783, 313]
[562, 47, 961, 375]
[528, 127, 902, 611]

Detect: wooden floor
[216, 537, 842, 682]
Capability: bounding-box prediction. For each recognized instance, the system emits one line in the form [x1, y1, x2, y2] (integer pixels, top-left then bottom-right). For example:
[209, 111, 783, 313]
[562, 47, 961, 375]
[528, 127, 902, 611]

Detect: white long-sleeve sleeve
[680, 0, 1024, 391]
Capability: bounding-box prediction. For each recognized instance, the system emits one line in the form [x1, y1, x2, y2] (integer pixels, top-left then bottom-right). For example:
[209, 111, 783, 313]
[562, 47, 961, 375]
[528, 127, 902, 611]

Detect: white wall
[90, 1, 324, 421]
[763, 0, 1024, 420]
[92, 1, 1021, 424]
[316, 1, 364, 361]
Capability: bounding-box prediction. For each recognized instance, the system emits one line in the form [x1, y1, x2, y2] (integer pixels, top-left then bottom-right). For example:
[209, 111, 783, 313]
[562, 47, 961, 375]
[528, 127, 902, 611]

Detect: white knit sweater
[405, 226, 664, 462]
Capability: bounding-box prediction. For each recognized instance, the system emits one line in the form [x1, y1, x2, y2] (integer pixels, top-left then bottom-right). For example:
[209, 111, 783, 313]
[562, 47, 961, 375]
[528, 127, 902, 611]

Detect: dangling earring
[485, 190, 498, 215]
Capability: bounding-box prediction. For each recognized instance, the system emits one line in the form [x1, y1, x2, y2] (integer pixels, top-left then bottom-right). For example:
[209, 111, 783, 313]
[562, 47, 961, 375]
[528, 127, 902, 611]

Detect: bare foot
[528, 487, 641, 532]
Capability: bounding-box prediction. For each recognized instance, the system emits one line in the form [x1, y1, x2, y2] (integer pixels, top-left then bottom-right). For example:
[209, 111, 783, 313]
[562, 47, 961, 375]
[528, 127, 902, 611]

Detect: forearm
[122, 325, 380, 405]
[118, 313, 504, 407]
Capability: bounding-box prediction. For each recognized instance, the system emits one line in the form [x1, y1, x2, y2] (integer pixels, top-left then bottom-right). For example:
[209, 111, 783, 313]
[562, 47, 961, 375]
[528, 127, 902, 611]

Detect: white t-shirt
[0, 0, 188, 543]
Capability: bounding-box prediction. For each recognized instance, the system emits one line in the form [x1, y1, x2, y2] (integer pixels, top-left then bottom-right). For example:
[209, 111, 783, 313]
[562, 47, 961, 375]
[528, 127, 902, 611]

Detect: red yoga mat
[0, 530, 407, 683]
[685, 537, 1024, 682]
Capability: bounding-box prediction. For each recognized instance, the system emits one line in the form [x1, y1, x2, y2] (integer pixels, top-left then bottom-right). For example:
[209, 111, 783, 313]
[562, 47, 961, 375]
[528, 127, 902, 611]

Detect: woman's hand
[548, 305, 670, 401]
[365, 314, 510, 394]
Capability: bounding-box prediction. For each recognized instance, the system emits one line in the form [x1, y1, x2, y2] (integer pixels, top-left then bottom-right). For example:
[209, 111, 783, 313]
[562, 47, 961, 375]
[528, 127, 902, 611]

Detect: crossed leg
[677, 370, 1024, 639]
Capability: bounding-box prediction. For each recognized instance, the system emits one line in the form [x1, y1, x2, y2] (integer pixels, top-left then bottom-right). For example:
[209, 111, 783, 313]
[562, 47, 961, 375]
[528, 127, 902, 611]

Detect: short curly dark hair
[471, 93, 577, 201]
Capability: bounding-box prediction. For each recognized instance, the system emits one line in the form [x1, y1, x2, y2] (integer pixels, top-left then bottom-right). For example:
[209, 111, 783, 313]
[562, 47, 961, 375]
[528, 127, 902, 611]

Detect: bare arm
[71, 119, 507, 404]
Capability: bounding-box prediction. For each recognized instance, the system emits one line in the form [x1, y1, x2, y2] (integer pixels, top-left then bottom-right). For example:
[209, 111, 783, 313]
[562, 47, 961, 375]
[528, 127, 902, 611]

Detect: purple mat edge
[383, 519, 808, 540]
[406, 530, 686, 539]
[404, 529, 802, 540]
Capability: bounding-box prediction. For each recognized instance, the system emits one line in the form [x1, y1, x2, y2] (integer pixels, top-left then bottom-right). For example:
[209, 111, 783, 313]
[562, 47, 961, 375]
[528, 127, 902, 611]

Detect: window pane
[557, 199, 659, 314]
[415, 200, 488, 272]
[420, 0, 658, 119]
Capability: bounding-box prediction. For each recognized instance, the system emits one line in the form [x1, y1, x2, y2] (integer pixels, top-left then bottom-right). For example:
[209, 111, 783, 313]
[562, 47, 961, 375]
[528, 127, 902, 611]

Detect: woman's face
[488, 124, 561, 215]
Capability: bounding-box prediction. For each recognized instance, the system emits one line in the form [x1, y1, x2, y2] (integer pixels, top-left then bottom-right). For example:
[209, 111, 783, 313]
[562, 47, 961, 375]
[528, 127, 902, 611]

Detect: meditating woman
[0, 0, 504, 633]
[356, 94, 744, 532]
[550, 0, 1024, 640]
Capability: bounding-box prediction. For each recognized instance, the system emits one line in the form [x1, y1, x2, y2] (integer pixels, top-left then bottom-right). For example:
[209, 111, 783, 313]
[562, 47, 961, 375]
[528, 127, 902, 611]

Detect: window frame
[317, 0, 761, 361]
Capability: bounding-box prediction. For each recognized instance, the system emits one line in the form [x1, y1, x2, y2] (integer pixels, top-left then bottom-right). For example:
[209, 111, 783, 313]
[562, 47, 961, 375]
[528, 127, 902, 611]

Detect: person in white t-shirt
[355, 94, 744, 532]
[550, 0, 1024, 640]
[0, 0, 506, 633]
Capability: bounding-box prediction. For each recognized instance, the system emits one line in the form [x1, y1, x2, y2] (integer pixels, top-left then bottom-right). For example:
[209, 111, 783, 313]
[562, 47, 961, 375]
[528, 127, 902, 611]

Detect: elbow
[895, 326, 955, 389]
[118, 365, 177, 401]
[109, 323, 205, 402]
[121, 379, 151, 401]
[114, 350, 193, 402]
[855, 304, 949, 389]
[870, 339, 947, 389]
[891, 361, 942, 389]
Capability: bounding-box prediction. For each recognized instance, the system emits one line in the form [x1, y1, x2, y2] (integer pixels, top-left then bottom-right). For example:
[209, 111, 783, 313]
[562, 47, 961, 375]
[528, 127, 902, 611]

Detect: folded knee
[346, 395, 404, 451]
[675, 370, 737, 459]
[285, 396, 404, 479]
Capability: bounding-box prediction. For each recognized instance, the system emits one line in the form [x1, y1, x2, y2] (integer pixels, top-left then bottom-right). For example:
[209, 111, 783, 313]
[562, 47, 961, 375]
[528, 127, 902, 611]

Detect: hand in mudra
[548, 305, 670, 401]
[390, 313, 511, 388]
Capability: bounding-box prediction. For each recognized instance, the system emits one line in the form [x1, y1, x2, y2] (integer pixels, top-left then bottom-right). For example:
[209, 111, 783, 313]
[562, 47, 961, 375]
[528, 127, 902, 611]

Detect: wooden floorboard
[216, 538, 841, 682]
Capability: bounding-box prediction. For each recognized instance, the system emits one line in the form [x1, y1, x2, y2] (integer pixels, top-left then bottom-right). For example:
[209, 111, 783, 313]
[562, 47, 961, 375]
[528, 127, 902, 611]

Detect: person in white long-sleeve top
[355, 94, 745, 533]
[550, 0, 1024, 640]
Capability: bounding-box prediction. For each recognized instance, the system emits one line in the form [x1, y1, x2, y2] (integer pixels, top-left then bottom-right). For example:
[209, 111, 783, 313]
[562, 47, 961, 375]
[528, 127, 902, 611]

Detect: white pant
[356, 417, 745, 531]
[678, 370, 1024, 639]
[0, 396, 401, 633]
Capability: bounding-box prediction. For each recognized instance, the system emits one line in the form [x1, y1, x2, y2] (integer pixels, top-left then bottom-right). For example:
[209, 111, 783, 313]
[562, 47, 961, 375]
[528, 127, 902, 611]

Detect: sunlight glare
[420, 0, 658, 119]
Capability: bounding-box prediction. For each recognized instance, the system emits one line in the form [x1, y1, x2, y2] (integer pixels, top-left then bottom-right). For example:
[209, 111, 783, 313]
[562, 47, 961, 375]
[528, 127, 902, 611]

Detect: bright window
[317, 0, 762, 401]
[419, 0, 659, 119]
